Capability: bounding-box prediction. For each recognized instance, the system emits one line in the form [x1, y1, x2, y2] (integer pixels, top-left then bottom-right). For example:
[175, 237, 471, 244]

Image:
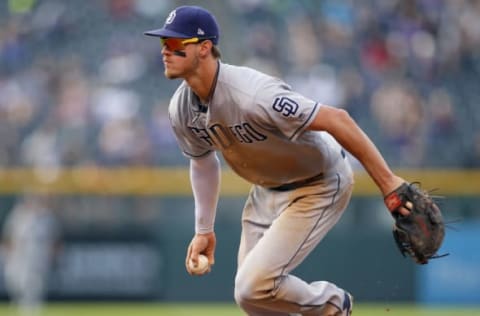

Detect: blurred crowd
[1, 0, 480, 172]
[1, 1, 478, 305]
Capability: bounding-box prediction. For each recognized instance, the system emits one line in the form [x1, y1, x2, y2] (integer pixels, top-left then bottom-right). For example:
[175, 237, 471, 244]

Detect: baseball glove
[384, 182, 446, 264]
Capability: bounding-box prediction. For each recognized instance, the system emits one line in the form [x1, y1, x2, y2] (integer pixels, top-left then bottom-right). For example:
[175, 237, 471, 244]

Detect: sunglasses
[160, 37, 213, 52]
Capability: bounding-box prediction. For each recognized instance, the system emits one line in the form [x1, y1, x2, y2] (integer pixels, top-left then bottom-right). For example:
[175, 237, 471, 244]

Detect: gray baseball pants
[234, 159, 354, 316]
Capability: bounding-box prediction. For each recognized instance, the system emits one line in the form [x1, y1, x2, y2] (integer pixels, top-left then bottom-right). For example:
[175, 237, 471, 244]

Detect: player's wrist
[380, 175, 406, 197]
[195, 226, 215, 234]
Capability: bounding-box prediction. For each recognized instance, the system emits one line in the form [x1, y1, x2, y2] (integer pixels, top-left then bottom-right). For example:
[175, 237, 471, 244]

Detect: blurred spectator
[0, 18, 29, 74]
[1, 194, 62, 316]
[0, 0, 478, 169]
[148, 99, 184, 165]
[0, 106, 21, 166]
[464, 131, 480, 168]
[370, 80, 425, 167]
[425, 88, 461, 166]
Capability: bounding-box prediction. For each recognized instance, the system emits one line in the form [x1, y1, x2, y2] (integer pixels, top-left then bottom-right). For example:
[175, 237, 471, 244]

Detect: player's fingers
[190, 244, 200, 267]
[399, 201, 412, 216]
[186, 242, 192, 263]
[202, 244, 214, 266]
[206, 250, 215, 266]
[185, 243, 194, 274]
[398, 206, 410, 216]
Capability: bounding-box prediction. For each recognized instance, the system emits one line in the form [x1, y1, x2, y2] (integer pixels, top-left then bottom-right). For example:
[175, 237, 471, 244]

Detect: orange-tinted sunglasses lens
[160, 38, 200, 51]
[160, 38, 185, 51]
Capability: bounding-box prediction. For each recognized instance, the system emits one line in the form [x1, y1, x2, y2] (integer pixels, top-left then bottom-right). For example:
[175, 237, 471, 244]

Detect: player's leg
[235, 189, 291, 316]
[235, 170, 353, 315]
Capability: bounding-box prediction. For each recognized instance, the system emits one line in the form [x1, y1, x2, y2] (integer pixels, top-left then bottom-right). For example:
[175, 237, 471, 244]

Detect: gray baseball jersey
[169, 62, 354, 314]
[169, 62, 345, 188]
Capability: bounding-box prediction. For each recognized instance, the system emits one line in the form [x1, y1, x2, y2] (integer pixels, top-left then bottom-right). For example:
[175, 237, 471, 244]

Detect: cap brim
[144, 28, 190, 38]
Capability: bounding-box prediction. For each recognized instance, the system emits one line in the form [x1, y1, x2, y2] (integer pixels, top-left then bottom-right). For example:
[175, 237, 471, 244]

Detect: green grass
[0, 302, 479, 316]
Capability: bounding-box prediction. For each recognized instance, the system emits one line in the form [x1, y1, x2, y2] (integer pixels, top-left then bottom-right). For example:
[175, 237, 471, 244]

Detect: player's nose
[161, 45, 169, 55]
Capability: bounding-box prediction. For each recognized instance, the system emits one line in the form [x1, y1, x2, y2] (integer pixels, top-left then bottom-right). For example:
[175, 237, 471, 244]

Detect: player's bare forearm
[309, 105, 404, 195]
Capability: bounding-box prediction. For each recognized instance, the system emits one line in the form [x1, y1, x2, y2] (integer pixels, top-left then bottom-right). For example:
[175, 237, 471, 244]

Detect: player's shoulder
[220, 63, 269, 79]
[219, 63, 290, 96]
[168, 81, 191, 122]
[170, 81, 189, 104]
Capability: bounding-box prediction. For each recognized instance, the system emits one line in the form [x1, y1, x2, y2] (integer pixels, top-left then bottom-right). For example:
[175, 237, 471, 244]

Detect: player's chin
[164, 69, 181, 79]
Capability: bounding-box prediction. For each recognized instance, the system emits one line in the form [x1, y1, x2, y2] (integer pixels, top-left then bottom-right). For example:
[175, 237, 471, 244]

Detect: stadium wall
[0, 168, 477, 303]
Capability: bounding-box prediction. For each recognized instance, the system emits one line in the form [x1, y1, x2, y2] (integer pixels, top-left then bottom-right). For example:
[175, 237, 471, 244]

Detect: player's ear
[198, 40, 213, 58]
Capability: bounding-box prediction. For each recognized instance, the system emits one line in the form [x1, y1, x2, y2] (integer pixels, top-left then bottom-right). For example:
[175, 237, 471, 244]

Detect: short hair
[211, 45, 221, 59]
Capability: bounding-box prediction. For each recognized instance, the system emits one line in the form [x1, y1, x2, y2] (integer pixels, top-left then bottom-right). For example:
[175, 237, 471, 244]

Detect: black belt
[269, 149, 346, 192]
[269, 172, 324, 192]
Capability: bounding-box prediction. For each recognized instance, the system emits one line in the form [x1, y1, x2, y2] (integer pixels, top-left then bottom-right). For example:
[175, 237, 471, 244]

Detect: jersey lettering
[231, 123, 268, 143]
[272, 97, 299, 117]
[189, 127, 215, 146]
[189, 122, 267, 149]
[209, 123, 233, 147]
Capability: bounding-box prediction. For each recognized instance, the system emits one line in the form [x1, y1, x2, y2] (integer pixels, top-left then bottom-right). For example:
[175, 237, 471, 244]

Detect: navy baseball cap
[144, 6, 219, 45]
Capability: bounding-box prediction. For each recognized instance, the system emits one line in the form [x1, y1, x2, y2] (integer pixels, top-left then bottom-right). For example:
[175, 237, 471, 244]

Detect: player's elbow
[335, 108, 352, 122]
[309, 105, 353, 132]
[328, 107, 353, 127]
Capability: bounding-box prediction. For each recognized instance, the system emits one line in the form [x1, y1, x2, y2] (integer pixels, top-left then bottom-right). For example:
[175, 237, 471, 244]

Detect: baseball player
[145, 5, 409, 316]
[2, 194, 61, 316]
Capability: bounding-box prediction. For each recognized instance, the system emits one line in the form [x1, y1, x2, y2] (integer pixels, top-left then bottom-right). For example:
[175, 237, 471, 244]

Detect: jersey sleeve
[253, 78, 322, 141]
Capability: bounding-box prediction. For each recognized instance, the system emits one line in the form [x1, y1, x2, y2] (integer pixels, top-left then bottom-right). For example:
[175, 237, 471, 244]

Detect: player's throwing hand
[185, 232, 216, 275]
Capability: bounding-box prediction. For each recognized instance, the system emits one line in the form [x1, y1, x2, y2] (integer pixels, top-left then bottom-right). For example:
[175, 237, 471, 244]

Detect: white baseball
[189, 254, 209, 274]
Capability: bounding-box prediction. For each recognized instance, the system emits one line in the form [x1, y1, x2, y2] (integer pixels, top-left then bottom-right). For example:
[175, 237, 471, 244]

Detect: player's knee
[234, 277, 255, 306]
[234, 271, 278, 306]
